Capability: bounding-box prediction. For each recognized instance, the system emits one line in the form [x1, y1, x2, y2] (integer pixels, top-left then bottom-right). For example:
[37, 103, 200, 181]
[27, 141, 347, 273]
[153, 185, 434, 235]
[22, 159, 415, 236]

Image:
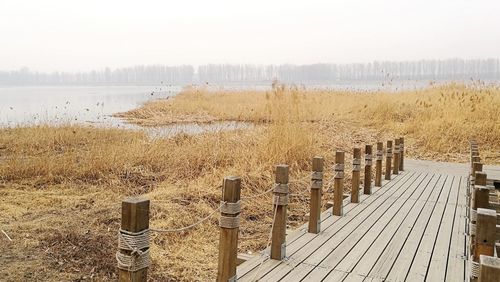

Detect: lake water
[0, 85, 254, 137]
[0, 85, 181, 127]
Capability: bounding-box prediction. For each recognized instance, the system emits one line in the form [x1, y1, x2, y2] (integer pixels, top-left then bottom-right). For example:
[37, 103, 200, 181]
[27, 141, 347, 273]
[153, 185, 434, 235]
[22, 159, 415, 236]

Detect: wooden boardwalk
[237, 159, 492, 282]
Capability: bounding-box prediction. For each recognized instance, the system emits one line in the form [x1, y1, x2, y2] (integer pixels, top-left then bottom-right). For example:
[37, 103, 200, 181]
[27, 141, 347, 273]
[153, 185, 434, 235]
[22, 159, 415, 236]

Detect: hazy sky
[1, 0, 499, 72]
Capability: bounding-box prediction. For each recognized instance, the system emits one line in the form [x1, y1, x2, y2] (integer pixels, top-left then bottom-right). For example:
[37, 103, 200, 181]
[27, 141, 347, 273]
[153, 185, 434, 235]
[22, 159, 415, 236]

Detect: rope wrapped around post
[334, 163, 345, 179]
[311, 172, 323, 189]
[219, 200, 241, 229]
[116, 229, 151, 272]
[352, 158, 361, 172]
[364, 154, 373, 166]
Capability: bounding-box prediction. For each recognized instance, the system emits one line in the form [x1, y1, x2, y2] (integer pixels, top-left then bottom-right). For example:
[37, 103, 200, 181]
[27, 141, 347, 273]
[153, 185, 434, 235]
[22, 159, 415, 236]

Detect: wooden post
[470, 162, 484, 221]
[473, 172, 490, 210]
[472, 208, 497, 281]
[118, 199, 150, 282]
[375, 142, 383, 187]
[474, 208, 496, 261]
[333, 151, 345, 216]
[393, 139, 400, 175]
[479, 255, 500, 282]
[471, 172, 491, 262]
[364, 145, 373, 195]
[351, 148, 361, 203]
[271, 165, 289, 260]
[472, 156, 481, 172]
[385, 140, 392, 181]
[470, 162, 483, 196]
[308, 157, 324, 234]
[472, 162, 483, 180]
[217, 176, 241, 282]
[399, 137, 404, 171]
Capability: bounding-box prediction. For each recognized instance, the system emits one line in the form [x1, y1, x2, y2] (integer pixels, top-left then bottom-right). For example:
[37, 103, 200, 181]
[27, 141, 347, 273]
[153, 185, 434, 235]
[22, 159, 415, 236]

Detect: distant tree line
[1, 59, 499, 86]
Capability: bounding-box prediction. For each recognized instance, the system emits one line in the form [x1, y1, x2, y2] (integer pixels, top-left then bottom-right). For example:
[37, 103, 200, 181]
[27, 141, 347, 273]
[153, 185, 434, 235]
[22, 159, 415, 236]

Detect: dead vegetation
[1, 83, 498, 281]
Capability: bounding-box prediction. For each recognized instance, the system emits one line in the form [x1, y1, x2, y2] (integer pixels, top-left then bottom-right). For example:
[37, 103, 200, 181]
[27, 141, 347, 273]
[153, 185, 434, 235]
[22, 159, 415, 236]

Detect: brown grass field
[1, 83, 499, 281]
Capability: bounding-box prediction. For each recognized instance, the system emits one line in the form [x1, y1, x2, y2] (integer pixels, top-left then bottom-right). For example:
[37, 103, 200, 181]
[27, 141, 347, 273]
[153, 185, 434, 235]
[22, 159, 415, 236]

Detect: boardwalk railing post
[217, 176, 241, 282]
[479, 255, 500, 282]
[472, 155, 481, 173]
[117, 198, 150, 282]
[308, 157, 324, 234]
[375, 142, 383, 187]
[385, 140, 393, 181]
[351, 148, 361, 203]
[471, 208, 496, 281]
[364, 145, 373, 195]
[333, 151, 345, 216]
[471, 172, 491, 265]
[271, 165, 289, 260]
[473, 172, 490, 211]
[393, 139, 400, 175]
[470, 162, 483, 203]
[469, 162, 483, 225]
[399, 137, 404, 171]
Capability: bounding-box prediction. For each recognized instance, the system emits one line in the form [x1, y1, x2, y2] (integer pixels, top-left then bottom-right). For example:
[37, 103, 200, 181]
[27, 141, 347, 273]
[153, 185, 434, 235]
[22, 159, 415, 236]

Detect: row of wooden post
[311, 137, 404, 223]
[117, 137, 405, 281]
[468, 141, 500, 282]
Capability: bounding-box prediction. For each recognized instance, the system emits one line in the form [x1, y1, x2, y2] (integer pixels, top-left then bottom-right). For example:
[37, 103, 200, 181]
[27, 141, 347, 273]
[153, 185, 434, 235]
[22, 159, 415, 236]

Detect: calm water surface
[0, 85, 253, 137]
[0, 85, 180, 127]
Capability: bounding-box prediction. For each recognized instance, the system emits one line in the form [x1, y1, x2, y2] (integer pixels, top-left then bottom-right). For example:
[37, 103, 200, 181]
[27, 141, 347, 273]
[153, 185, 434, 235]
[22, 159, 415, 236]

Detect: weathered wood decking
[237, 159, 499, 281]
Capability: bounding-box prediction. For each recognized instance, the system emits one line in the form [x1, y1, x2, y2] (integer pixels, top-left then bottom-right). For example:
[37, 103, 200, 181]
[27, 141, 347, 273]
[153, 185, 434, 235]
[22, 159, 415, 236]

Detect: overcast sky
[1, 0, 499, 72]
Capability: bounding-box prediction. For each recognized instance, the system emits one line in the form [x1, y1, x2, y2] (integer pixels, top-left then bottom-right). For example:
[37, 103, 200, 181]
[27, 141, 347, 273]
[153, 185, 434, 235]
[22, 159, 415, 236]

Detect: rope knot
[116, 229, 151, 272]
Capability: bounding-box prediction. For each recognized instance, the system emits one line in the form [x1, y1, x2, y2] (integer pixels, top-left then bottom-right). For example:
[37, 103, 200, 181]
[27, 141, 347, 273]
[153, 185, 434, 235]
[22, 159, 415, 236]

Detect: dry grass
[1, 83, 499, 281]
[120, 83, 500, 163]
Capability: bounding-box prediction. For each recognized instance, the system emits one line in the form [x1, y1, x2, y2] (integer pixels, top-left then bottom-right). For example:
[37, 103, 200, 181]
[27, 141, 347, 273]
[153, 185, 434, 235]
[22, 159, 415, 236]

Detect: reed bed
[1, 83, 498, 281]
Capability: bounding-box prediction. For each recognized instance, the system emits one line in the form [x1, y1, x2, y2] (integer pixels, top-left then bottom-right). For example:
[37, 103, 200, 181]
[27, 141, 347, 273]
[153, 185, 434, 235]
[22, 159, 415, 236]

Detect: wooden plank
[306, 173, 432, 281]
[426, 176, 462, 281]
[236, 187, 374, 278]
[344, 173, 441, 279]
[445, 176, 467, 282]
[387, 175, 453, 281]
[237, 173, 414, 281]
[405, 175, 455, 281]
[378, 175, 448, 281]
[278, 172, 424, 281]
[238, 171, 418, 281]
[237, 159, 487, 281]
